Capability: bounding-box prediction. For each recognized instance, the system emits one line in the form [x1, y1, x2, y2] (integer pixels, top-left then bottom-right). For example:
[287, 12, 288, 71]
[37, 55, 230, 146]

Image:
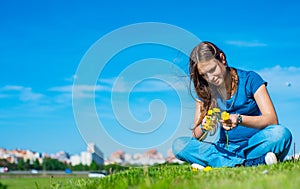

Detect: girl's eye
[208, 66, 217, 73]
[199, 73, 207, 78]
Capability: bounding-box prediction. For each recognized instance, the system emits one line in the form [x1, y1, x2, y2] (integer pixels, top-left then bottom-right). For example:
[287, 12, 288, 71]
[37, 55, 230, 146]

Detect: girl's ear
[220, 53, 227, 65]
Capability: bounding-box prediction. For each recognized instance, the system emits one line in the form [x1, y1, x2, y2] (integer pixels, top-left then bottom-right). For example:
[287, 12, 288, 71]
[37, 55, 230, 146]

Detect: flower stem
[226, 131, 229, 148]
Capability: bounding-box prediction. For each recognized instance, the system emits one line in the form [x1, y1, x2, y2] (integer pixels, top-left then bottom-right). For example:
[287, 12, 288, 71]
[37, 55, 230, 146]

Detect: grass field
[1, 160, 300, 189]
[0, 177, 71, 189]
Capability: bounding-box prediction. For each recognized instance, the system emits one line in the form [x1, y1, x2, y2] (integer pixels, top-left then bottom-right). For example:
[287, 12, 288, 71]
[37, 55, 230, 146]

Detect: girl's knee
[265, 125, 293, 147]
[281, 126, 292, 141]
[270, 125, 292, 141]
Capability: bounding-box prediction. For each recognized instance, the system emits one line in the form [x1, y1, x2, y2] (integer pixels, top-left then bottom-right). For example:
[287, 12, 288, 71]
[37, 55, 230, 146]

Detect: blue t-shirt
[218, 69, 267, 144]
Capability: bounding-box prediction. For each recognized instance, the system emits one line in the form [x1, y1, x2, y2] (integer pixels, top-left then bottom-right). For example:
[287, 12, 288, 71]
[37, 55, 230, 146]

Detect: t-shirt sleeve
[248, 71, 267, 95]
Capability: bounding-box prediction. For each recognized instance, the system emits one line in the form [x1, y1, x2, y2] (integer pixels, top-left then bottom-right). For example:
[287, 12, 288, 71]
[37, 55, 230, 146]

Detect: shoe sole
[191, 163, 205, 170]
[265, 152, 278, 165]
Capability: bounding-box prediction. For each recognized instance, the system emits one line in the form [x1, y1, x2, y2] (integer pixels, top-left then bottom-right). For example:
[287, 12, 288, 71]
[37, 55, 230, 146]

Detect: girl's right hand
[220, 114, 239, 130]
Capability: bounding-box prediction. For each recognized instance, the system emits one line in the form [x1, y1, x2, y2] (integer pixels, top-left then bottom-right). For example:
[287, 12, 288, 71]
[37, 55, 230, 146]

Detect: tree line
[0, 158, 128, 173]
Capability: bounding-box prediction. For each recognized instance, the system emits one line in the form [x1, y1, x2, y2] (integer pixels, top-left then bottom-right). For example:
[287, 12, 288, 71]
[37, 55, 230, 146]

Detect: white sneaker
[191, 163, 205, 170]
[265, 152, 278, 165]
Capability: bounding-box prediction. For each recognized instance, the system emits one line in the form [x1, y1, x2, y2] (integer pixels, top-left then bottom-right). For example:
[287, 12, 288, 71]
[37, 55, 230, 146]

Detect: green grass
[0, 176, 75, 189]
[1, 160, 300, 189]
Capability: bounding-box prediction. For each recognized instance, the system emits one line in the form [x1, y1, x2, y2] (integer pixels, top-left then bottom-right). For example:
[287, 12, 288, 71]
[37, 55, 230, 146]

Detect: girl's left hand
[220, 114, 239, 131]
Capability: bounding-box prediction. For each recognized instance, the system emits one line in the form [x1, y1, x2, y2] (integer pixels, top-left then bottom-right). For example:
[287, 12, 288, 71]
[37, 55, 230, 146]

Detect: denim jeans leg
[172, 136, 244, 167]
[237, 125, 292, 161]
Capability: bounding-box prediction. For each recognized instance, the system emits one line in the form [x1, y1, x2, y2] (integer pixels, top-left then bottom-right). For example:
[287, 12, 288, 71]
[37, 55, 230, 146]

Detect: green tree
[89, 161, 100, 171]
[0, 159, 9, 167]
[32, 159, 41, 170]
[24, 159, 31, 170]
[72, 163, 89, 171]
[17, 158, 24, 170]
[42, 158, 67, 170]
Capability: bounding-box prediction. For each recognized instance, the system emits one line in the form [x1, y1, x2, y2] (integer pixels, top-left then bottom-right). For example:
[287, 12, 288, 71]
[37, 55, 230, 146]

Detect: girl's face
[197, 59, 227, 86]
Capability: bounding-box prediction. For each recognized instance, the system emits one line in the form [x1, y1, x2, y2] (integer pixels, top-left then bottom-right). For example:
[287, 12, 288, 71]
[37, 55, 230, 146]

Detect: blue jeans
[172, 125, 292, 167]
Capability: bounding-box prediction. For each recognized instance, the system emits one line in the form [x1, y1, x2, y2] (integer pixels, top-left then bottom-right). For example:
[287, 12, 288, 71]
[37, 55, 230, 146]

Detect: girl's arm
[225, 84, 278, 130]
[192, 100, 206, 138]
[240, 84, 278, 128]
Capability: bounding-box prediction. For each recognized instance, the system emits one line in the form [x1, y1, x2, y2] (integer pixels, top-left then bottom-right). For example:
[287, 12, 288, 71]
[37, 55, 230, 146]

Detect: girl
[172, 41, 292, 167]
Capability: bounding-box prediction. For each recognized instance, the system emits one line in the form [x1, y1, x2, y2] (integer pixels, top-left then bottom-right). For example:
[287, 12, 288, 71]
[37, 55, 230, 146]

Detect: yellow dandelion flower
[207, 110, 213, 115]
[213, 108, 221, 113]
[205, 117, 212, 123]
[204, 166, 213, 172]
[202, 123, 212, 131]
[221, 111, 230, 121]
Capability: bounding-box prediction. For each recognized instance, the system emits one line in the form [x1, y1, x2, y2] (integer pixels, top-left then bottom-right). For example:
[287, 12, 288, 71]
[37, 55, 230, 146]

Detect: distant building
[165, 149, 184, 164]
[81, 151, 92, 165]
[109, 150, 124, 164]
[70, 154, 81, 166]
[69, 143, 104, 166]
[108, 149, 166, 165]
[51, 151, 69, 163]
[88, 143, 104, 165]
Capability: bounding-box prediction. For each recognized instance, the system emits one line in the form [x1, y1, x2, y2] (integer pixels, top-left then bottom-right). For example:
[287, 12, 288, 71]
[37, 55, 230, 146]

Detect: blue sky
[1, 0, 300, 158]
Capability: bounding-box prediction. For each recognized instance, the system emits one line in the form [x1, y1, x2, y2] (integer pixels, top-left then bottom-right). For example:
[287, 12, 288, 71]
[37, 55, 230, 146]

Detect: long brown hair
[189, 41, 227, 129]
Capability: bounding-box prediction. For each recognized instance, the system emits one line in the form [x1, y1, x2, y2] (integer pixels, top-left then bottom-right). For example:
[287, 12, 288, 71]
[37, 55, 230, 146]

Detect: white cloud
[226, 40, 267, 47]
[48, 84, 112, 100]
[64, 75, 78, 82]
[0, 85, 44, 102]
[101, 75, 189, 93]
[0, 73, 190, 111]
[1, 85, 24, 91]
[49, 85, 107, 93]
[19, 87, 44, 101]
[257, 65, 300, 99]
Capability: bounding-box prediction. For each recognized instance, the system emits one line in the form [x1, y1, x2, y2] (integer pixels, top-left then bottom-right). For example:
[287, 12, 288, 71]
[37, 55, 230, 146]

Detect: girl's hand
[220, 114, 239, 131]
[201, 116, 218, 131]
